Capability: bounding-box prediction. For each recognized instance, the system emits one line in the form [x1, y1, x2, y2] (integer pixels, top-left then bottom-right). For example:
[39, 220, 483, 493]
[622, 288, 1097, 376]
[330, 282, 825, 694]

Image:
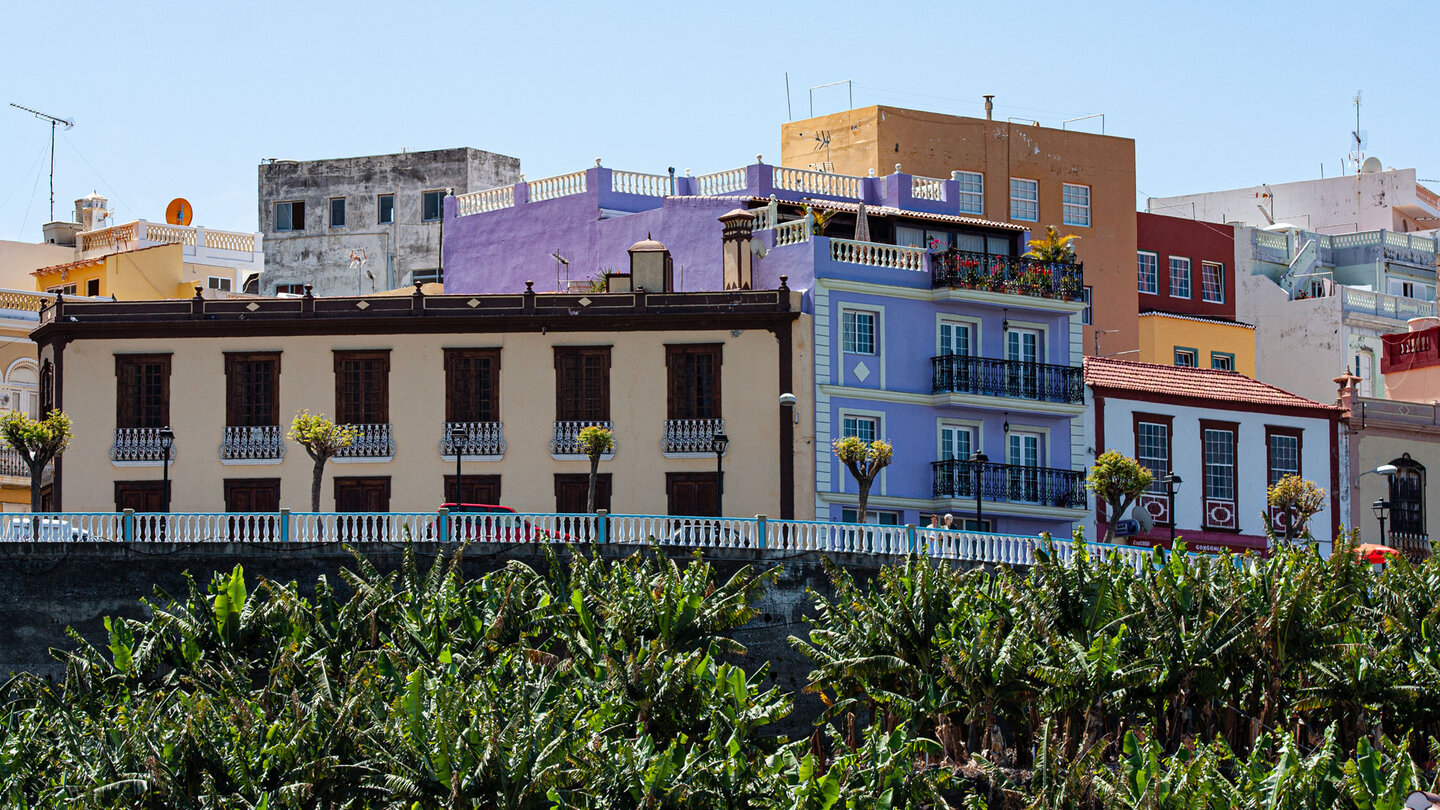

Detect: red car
[435, 504, 572, 543]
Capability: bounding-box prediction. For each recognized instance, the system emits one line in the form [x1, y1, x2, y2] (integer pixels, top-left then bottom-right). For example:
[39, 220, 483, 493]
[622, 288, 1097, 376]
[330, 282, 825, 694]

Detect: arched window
[1389, 454, 1426, 537]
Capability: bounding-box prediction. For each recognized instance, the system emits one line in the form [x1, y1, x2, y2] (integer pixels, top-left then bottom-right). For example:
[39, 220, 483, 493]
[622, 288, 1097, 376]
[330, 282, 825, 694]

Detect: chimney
[627, 235, 673, 292]
[983, 95, 994, 120]
[718, 209, 757, 290]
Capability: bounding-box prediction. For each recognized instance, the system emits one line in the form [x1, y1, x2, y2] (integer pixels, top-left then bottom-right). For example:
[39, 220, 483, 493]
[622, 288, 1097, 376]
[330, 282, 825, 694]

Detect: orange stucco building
[781, 105, 1137, 355]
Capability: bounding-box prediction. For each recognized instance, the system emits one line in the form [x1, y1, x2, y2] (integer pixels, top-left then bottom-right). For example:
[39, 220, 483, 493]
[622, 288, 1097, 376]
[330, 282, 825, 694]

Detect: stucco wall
[1137, 315, 1256, 377]
[259, 149, 521, 296]
[1136, 212, 1237, 320]
[54, 322, 808, 518]
[781, 106, 1137, 357]
[1237, 272, 1344, 402]
[0, 240, 73, 289]
[1148, 169, 1429, 234]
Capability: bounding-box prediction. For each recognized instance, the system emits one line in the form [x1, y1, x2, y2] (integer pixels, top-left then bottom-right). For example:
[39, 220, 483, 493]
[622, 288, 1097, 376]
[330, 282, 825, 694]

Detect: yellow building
[1136, 312, 1256, 376]
[34, 287, 813, 520]
[0, 289, 56, 511]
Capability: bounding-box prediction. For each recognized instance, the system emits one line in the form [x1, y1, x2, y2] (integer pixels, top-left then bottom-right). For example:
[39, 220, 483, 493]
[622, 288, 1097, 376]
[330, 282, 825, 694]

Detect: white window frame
[841, 414, 879, 444]
[206, 276, 232, 292]
[1355, 350, 1374, 397]
[1135, 420, 1170, 492]
[936, 314, 980, 357]
[1174, 348, 1198, 367]
[938, 420, 980, 462]
[1169, 256, 1192, 299]
[955, 171, 984, 215]
[1009, 178, 1038, 222]
[1201, 262, 1225, 303]
[1081, 286, 1093, 325]
[1210, 352, 1234, 372]
[841, 507, 901, 525]
[45, 283, 77, 295]
[1268, 433, 1300, 485]
[1062, 183, 1091, 227]
[1138, 251, 1159, 295]
[841, 308, 878, 355]
[1203, 428, 1237, 501]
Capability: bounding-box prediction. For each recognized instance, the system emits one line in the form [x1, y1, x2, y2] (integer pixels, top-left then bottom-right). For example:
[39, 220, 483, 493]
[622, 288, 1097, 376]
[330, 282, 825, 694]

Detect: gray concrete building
[257, 148, 520, 296]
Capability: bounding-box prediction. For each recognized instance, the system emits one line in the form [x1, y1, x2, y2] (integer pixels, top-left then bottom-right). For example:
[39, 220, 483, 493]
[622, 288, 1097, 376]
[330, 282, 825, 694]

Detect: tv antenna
[9, 102, 75, 222]
[551, 249, 570, 291]
[1348, 90, 1367, 175]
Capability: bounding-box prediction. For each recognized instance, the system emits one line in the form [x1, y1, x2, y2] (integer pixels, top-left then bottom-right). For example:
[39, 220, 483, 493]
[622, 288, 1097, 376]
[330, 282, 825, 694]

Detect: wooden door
[444, 475, 501, 507]
[555, 473, 610, 513]
[666, 473, 719, 517]
[115, 481, 166, 540]
[334, 477, 391, 541]
[225, 479, 280, 541]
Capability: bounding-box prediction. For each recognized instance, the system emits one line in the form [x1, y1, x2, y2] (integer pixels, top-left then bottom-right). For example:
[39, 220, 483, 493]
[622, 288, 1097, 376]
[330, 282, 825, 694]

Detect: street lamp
[450, 425, 467, 512]
[158, 426, 175, 513]
[1161, 473, 1182, 545]
[1372, 499, 1391, 545]
[712, 432, 729, 517]
[971, 451, 989, 531]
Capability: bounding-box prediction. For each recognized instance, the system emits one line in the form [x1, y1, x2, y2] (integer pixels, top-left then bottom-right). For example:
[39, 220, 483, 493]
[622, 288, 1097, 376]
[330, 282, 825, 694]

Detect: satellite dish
[1361, 156, 1383, 174]
[1131, 506, 1156, 534]
[165, 198, 193, 226]
[750, 241, 769, 259]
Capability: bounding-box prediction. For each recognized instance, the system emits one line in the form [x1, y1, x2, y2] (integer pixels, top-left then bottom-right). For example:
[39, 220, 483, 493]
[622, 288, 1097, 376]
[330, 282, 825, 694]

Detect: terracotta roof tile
[1083, 356, 1337, 412]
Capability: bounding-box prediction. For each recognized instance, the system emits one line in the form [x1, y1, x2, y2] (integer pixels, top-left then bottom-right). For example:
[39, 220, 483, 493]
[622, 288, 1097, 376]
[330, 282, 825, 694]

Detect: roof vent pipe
[983, 95, 994, 120]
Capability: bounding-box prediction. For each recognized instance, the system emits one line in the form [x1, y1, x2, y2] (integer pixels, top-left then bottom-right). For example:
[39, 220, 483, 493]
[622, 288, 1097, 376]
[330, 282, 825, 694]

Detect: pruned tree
[576, 425, 614, 513]
[1265, 474, 1327, 544]
[0, 409, 71, 512]
[1086, 450, 1153, 543]
[832, 436, 894, 525]
[288, 410, 356, 511]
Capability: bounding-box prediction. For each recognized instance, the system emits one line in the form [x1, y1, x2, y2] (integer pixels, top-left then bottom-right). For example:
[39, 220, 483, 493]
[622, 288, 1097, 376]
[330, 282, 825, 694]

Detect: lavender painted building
[442, 162, 1088, 535]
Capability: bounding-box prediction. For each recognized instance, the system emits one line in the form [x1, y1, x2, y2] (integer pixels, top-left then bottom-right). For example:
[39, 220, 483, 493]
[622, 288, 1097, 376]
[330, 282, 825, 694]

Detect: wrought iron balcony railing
[441, 421, 506, 457]
[551, 420, 615, 456]
[663, 418, 725, 454]
[220, 425, 284, 461]
[0, 448, 50, 478]
[931, 355, 1084, 404]
[932, 459, 1087, 508]
[334, 423, 395, 459]
[111, 428, 176, 463]
[930, 249, 1083, 301]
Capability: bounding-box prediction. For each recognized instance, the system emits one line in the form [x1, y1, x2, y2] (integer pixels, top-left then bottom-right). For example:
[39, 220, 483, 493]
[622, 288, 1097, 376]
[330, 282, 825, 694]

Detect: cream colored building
[34, 287, 812, 519]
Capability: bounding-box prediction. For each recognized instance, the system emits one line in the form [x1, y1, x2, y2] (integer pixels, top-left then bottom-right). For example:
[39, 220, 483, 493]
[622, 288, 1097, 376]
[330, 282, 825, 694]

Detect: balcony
[0, 448, 50, 480]
[441, 421, 505, 458]
[930, 249, 1083, 302]
[111, 428, 175, 464]
[932, 356, 1084, 404]
[932, 459, 1086, 509]
[1391, 530, 1432, 562]
[662, 418, 725, 456]
[220, 425, 285, 462]
[333, 423, 394, 461]
[551, 420, 615, 458]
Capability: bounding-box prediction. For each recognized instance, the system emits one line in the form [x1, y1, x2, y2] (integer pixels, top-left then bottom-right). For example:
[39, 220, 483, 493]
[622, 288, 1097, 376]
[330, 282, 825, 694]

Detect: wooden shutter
[225, 353, 281, 427]
[554, 347, 610, 421]
[115, 355, 171, 429]
[444, 349, 501, 422]
[334, 351, 390, 424]
[665, 344, 722, 420]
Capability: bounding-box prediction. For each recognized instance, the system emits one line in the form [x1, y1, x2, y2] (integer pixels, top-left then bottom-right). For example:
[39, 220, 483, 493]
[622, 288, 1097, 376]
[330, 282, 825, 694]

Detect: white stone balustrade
[441, 421, 506, 458]
[772, 166, 863, 199]
[144, 223, 197, 246]
[550, 420, 614, 457]
[830, 238, 927, 271]
[911, 175, 947, 201]
[662, 418, 725, 455]
[611, 170, 672, 196]
[528, 171, 588, 202]
[220, 425, 285, 461]
[333, 423, 395, 459]
[773, 219, 810, 247]
[456, 186, 516, 216]
[695, 167, 747, 196]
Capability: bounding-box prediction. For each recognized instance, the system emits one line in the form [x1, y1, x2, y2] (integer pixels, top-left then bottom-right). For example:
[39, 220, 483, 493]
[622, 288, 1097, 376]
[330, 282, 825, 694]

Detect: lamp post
[1372, 499, 1391, 546]
[159, 426, 175, 513]
[712, 432, 729, 518]
[971, 451, 988, 531]
[1162, 473, 1182, 545]
[450, 425, 467, 511]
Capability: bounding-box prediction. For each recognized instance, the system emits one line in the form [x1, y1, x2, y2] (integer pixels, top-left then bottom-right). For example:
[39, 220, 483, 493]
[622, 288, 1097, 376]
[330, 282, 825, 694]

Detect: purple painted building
[442, 162, 1088, 535]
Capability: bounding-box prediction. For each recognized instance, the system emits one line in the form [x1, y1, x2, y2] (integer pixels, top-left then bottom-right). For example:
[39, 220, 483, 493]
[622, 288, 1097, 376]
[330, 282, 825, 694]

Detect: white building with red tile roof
[1083, 357, 1346, 556]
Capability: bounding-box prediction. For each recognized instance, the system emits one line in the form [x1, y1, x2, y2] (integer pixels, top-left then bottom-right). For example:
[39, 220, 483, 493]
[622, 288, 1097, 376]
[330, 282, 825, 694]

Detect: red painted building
[1135, 212, 1236, 321]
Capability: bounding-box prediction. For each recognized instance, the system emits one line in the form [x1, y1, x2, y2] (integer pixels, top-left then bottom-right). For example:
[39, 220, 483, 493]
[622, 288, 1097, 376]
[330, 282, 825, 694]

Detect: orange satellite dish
[165, 198, 193, 226]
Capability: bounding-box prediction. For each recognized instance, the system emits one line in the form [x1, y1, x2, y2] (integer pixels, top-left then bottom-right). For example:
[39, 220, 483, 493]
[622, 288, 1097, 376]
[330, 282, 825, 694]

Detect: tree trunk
[311, 455, 325, 512]
[586, 453, 600, 513]
[856, 477, 872, 525]
[28, 462, 42, 513]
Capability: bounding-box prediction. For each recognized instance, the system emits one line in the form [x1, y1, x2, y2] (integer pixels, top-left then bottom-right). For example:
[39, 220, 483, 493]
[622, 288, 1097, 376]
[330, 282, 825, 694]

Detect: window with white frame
[841, 508, 900, 525]
[1169, 257, 1192, 299]
[1174, 348, 1198, 367]
[206, 276, 232, 291]
[1201, 262, 1225, 303]
[1355, 350, 1374, 397]
[1203, 428, 1236, 501]
[939, 425, 973, 461]
[1268, 432, 1300, 485]
[1081, 286, 1093, 325]
[1211, 352, 1234, 372]
[1062, 183, 1091, 227]
[46, 284, 77, 295]
[1136, 421, 1169, 493]
[1009, 178, 1038, 221]
[955, 171, 984, 215]
[841, 310, 877, 355]
[841, 415, 878, 444]
[938, 320, 971, 356]
[1138, 252, 1158, 294]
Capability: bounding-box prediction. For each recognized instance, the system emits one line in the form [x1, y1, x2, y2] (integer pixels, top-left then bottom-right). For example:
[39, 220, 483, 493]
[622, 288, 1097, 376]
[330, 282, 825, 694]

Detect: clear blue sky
[0, 0, 1430, 239]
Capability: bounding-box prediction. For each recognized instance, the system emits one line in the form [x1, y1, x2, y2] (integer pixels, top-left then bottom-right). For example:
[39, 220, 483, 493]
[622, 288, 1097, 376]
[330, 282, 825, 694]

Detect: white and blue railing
[0, 510, 1161, 571]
